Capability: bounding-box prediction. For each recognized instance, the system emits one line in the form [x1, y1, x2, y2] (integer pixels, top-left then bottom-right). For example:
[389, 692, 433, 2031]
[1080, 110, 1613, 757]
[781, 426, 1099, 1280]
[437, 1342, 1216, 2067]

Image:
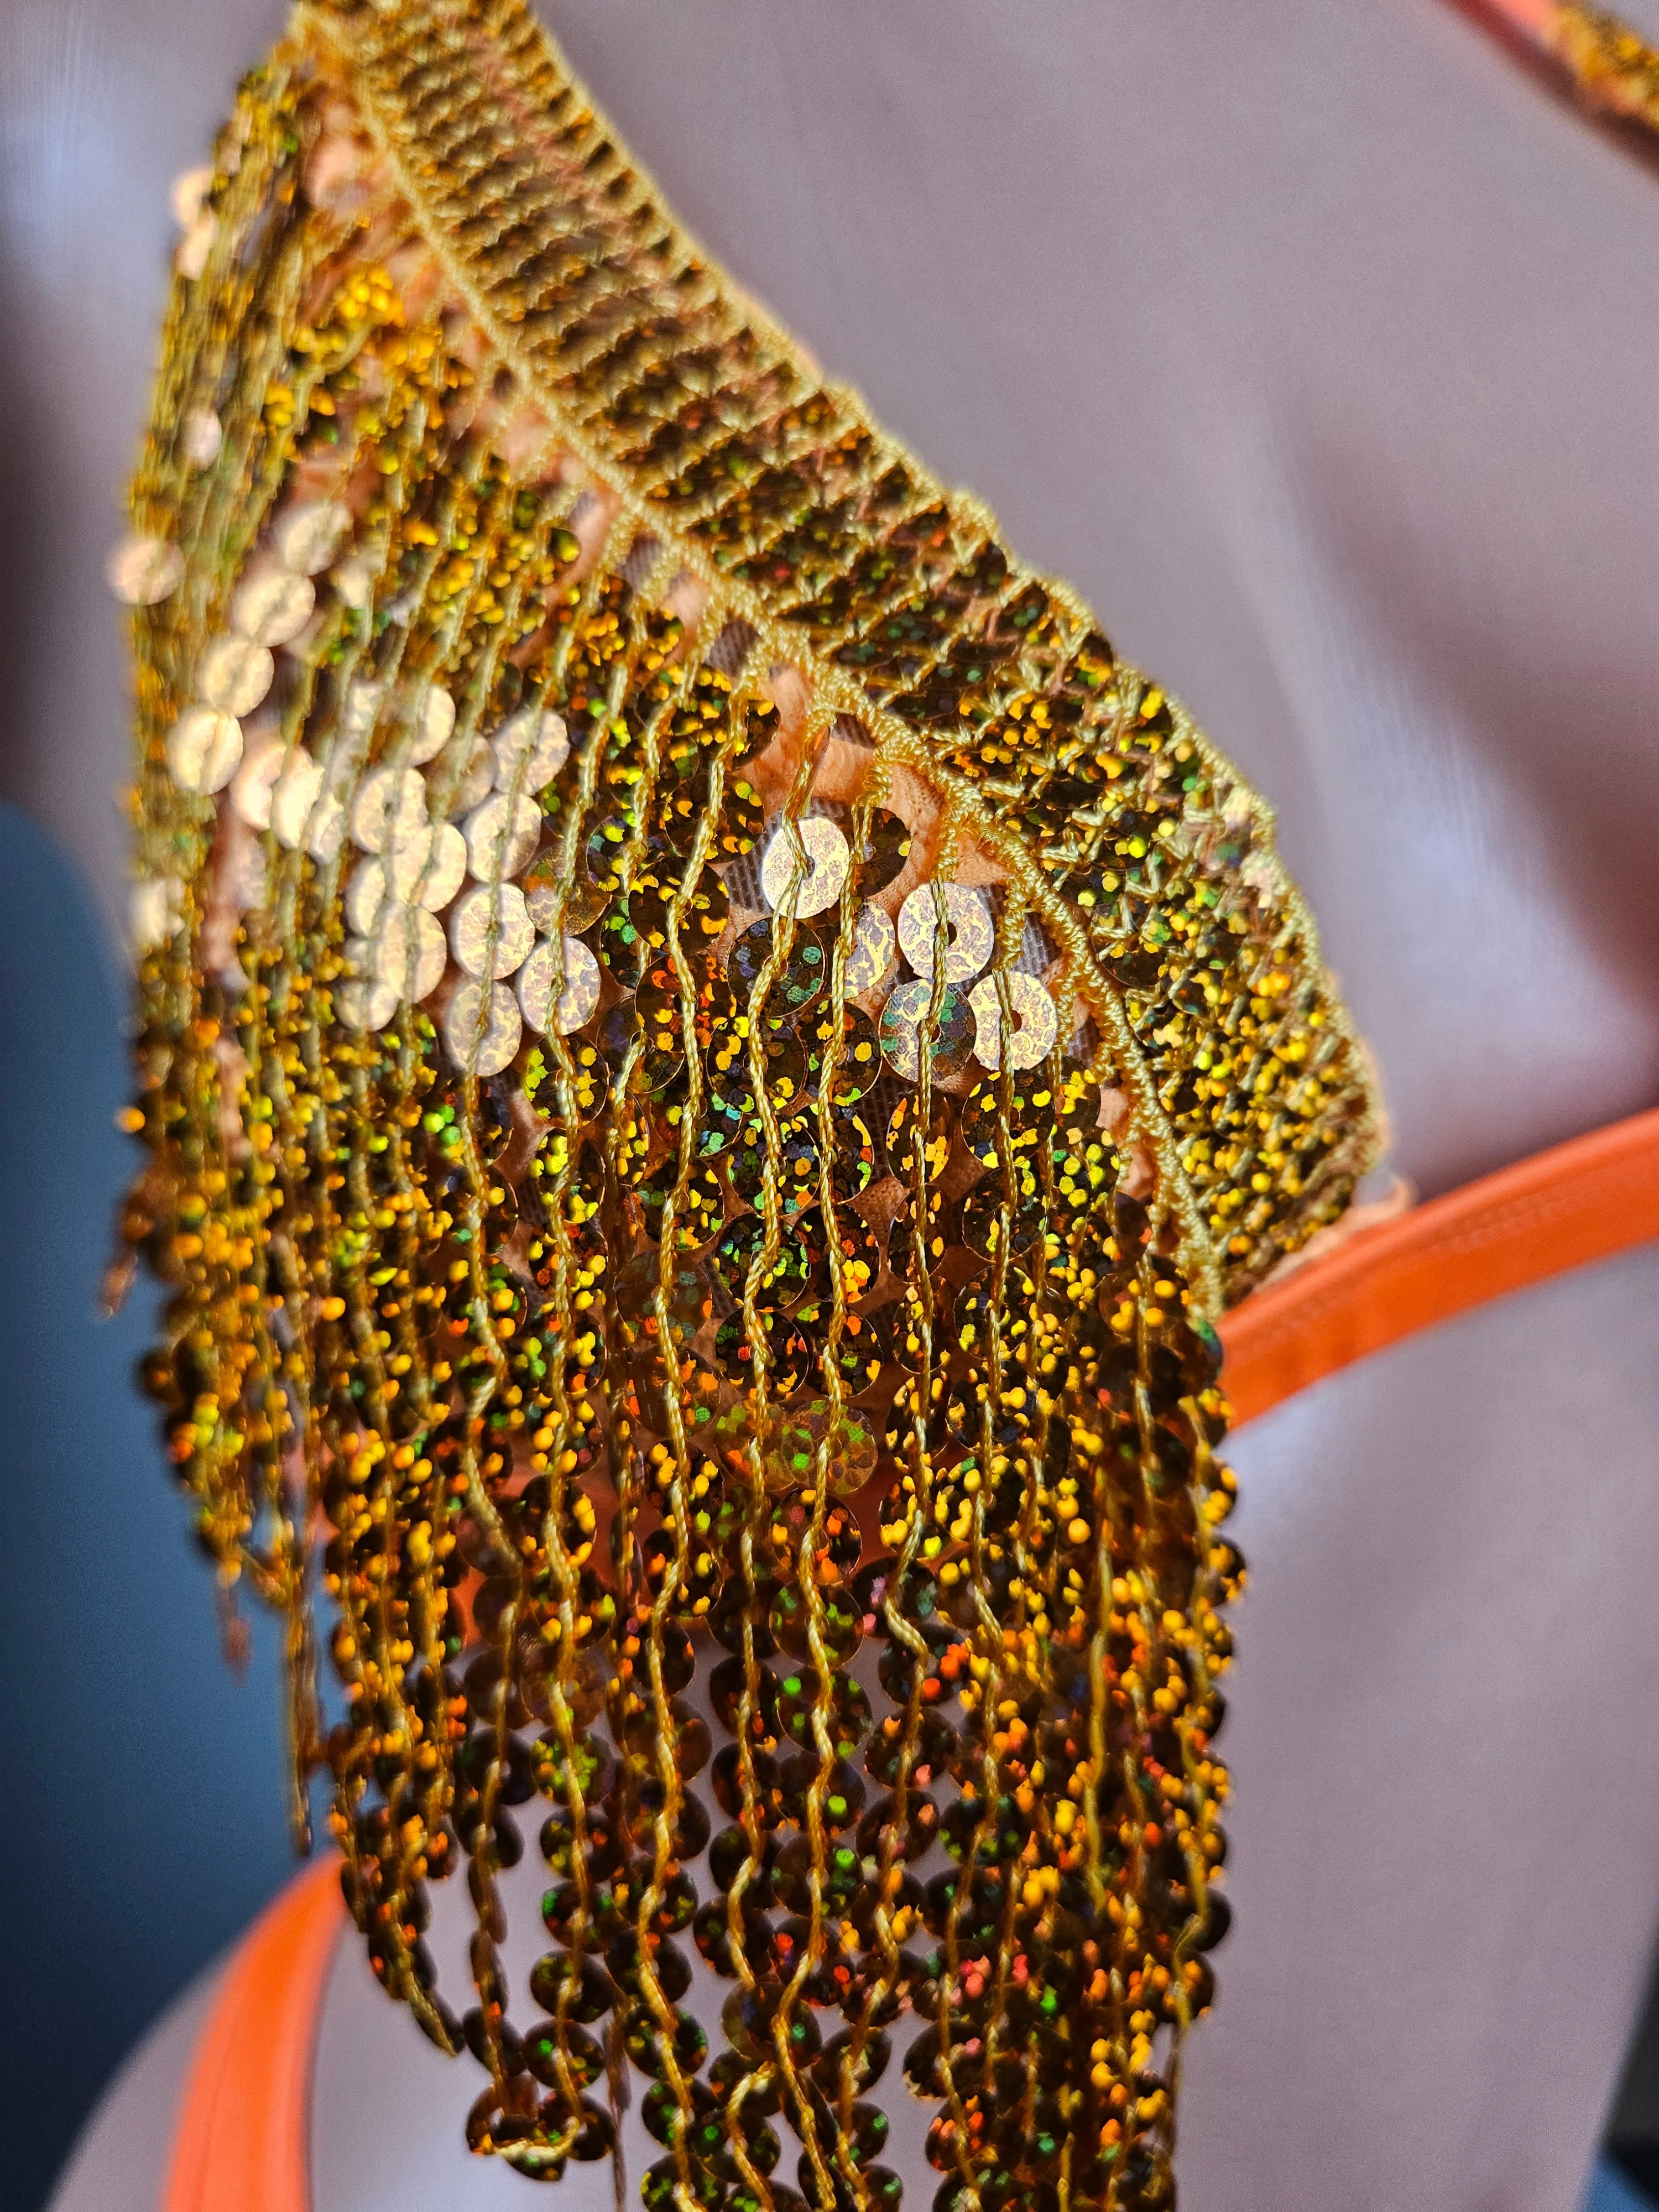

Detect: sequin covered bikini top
[111, 6, 1659, 2211]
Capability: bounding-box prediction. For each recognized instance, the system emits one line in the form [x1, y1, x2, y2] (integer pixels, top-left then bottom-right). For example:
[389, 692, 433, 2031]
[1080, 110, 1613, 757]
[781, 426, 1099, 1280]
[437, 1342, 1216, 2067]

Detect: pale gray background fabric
[12, 2, 1659, 2208]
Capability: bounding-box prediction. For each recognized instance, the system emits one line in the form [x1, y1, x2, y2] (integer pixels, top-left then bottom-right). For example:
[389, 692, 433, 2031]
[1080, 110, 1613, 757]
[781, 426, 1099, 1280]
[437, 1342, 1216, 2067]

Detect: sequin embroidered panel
[115, 3, 1380, 2207]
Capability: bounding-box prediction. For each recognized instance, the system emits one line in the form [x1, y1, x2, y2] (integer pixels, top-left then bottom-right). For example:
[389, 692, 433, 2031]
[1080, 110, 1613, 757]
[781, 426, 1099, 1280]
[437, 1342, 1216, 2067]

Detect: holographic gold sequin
[117, 5, 1380, 2206]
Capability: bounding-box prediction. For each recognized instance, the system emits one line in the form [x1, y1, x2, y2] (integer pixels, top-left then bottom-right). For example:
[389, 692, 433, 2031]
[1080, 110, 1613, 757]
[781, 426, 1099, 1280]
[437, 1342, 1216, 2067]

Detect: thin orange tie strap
[1478, 0, 1558, 36]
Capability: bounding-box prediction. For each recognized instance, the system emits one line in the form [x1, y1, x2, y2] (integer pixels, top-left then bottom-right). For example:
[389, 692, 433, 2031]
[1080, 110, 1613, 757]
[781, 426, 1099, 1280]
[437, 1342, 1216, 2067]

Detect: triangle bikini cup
[111, 3, 1659, 2208]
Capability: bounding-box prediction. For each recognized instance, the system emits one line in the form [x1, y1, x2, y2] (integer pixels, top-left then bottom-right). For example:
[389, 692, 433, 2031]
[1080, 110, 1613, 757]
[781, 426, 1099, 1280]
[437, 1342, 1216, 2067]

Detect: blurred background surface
[0, 802, 294, 2212]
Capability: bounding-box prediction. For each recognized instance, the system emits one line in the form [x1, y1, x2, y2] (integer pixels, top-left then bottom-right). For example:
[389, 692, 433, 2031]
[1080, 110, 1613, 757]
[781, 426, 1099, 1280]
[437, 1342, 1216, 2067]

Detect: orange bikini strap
[163, 1858, 344, 2212]
[1478, 0, 1557, 35]
[1222, 1106, 1659, 1424]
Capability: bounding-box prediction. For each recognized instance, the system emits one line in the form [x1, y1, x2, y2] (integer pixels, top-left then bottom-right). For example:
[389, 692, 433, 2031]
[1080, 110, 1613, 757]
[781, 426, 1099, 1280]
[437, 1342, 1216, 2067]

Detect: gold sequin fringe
[113, 4, 1381, 2207]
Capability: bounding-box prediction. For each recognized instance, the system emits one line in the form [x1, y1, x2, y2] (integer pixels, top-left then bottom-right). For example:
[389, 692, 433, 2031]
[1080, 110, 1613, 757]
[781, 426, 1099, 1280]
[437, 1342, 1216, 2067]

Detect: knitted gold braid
[113, 4, 1381, 2208]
